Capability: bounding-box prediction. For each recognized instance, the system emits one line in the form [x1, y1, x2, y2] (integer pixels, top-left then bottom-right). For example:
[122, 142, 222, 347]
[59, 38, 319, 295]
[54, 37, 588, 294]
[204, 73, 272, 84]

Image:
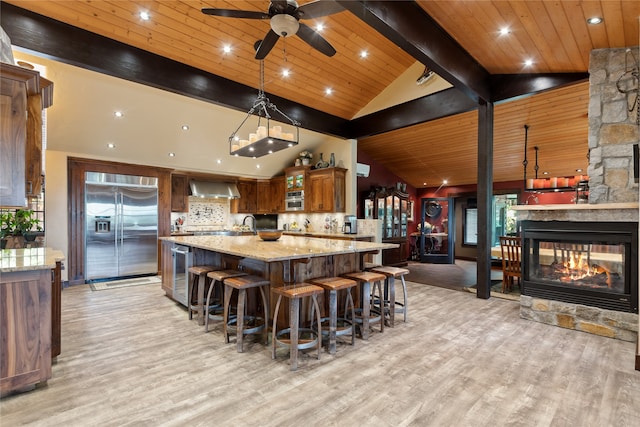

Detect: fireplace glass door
[527, 240, 625, 293]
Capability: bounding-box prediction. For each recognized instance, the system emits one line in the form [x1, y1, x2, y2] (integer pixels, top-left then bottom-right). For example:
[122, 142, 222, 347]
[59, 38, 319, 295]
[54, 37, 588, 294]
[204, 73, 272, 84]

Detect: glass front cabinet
[364, 186, 408, 266]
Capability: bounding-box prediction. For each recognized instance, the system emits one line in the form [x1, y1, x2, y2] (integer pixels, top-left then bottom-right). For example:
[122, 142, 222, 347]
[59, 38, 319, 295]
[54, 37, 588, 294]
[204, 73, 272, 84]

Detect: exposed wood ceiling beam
[348, 88, 477, 139]
[337, 0, 491, 104]
[490, 73, 590, 102]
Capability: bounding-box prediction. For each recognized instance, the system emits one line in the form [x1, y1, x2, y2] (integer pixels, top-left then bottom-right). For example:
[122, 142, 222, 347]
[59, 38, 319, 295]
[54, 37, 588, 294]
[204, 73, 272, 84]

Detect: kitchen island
[159, 235, 396, 322]
[0, 248, 64, 396]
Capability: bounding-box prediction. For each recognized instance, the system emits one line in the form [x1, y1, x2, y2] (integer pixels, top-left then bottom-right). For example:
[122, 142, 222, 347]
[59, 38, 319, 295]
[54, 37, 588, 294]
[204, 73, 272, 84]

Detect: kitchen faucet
[242, 215, 257, 234]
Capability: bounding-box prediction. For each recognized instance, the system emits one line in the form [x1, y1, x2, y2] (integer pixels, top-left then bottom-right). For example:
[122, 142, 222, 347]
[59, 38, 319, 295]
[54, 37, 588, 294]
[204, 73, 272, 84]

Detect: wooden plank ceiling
[4, 1, 638, 187]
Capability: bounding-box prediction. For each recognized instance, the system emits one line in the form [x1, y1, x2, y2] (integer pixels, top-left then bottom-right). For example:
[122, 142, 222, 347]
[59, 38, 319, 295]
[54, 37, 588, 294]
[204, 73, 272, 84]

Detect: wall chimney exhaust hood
[189, 181, 240, 199]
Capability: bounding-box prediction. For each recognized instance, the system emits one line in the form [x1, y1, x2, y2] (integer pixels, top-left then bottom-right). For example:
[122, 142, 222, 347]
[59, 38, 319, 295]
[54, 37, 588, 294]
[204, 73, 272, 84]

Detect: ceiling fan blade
[201, 8, 270, 20]
[297, 0, 344, 19]
[270, 1, 290, 14]
[255, 30, 280, 60]
[297, 23, 336, 57]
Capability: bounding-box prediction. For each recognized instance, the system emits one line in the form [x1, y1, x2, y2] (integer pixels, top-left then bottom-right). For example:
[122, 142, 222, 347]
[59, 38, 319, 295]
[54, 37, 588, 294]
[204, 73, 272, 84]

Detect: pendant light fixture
[229, 53, 300, 158]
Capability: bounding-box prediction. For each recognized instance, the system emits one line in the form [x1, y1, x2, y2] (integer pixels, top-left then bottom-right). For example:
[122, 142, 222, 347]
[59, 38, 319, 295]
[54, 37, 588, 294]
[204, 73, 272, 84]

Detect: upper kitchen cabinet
[231, 179, 257, 214]
[270, 176, 285, 213]
[308, 168, 346, 213]
[0, 63, 52, 207]
[284, 165, 311, 193]
[256, 176, 284, 214]
[170, 174, 188, 212]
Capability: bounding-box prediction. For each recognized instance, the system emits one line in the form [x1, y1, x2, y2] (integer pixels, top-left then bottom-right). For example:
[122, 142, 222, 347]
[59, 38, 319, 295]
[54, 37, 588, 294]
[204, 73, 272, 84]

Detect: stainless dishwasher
[171, 244, 192, 307]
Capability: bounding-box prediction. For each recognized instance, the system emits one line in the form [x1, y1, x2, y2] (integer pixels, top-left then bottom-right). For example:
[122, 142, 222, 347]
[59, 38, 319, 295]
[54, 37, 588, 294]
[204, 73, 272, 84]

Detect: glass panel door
[419, 197, 454, 264]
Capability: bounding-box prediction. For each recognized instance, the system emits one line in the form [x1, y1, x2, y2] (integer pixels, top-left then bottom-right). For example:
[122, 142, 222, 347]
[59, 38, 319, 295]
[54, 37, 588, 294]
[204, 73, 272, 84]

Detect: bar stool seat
[308, 277, 357, 354]
[204, 269, 247, 332]
[341, 271, 386, 340]
[188, 266, 217, 325]
[271, 284, 323, 371]
[370, 266, 410, 327]
[223, 275, 270, 353]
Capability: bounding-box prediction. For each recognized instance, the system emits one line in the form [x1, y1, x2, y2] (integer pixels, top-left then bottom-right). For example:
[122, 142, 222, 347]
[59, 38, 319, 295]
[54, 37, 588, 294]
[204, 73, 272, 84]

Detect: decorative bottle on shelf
[329, 152, 335, 167]
[316, 153, 329, 169]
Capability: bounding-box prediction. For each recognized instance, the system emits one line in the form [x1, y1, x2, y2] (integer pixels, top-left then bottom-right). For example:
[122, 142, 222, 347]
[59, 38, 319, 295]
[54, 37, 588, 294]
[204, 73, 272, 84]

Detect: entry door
[419, 197, 454, 264]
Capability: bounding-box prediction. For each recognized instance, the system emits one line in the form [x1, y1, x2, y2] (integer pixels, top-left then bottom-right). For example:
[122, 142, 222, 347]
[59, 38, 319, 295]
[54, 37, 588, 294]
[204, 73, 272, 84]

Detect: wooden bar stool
[341, 271, 386, 340]
[187, 266, 217, 325]
[204, 269, 247, 332]
[271, 284, 323, 371]
[308, 277, 357, 354]
[223, 274, 270, 353]
[370, 266, 409, 327]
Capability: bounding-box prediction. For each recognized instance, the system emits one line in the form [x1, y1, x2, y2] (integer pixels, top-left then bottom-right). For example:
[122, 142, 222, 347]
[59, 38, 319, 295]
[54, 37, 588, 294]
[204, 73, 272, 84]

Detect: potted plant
[299, 150, 313, 166]
[14, 209, 42, 242]
[0, 211, 15, 249]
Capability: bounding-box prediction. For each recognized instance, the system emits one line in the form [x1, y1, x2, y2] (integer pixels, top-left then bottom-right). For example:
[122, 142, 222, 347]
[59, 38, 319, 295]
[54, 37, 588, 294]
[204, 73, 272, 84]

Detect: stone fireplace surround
[513, 204, 638, 345]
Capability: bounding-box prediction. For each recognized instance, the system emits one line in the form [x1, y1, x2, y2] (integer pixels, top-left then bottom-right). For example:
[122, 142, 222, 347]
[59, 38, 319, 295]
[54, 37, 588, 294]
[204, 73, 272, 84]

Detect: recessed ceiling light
[139, 11, 150, 21]
[181, 124, 189, 131]
[325, 88, 333, 95]
[587, 17, 603, 25]
[576, 168, 583, 172]
[114, 111, 123, 118]
[216, 159, 222, 164]
[107, 143, 116, 149]
[256, 164, 261, 168]
[543, 171, 549, 175]
[499, 27, 510, 36]
[360, 50, 368, 58]
[223, 45, 231, 54]
[315, 23, 324, 32]
[168, 152, 176, 157]
[442, 180, 448, 184]
[281, 69, 290, 77]
[423, 182, 427, 186]
[524, 59, 533, 67]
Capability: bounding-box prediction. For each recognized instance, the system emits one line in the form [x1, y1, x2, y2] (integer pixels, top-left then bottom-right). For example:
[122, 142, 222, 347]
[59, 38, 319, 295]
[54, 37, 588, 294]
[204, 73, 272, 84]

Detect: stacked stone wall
[520, 295, 638, 342]
[588, 47, 640, 203]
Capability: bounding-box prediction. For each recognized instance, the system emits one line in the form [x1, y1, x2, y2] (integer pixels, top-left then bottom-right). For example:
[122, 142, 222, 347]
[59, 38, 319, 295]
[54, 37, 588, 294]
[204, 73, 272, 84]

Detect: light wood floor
[1, 281, 639, 426]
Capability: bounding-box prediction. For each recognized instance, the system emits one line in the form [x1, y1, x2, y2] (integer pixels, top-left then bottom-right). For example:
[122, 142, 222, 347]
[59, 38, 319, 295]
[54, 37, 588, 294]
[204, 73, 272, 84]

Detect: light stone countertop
[0, 247, 65, 272]
[160, 234, 396, 262]
[283, 230, 375, 239]
[512, 202, 638, 210]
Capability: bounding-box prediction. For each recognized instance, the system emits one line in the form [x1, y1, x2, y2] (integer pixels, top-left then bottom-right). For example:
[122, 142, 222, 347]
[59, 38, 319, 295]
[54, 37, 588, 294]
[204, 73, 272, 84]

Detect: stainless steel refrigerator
[85, 172, 158, 281]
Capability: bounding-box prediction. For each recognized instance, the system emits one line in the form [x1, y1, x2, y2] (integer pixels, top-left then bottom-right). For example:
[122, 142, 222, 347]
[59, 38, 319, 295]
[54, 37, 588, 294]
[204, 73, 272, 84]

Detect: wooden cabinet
[231, 179, 257, 213]
[1, 268, 52, 395]
[161, 240, 174, 298]
[256, 176, 284, 213]
[270, 176, 285, 213]
[0, 63, 52, 207]
[308, 168, 346, 213]
[284, 165, 311, 193]
[366, 186, 409, 266]
[170, 174, 188, 212]
[51, 261, 62, 359]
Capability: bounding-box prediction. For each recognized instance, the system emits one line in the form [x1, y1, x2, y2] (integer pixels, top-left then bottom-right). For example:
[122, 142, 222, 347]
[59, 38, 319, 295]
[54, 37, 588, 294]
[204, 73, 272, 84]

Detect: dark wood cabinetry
[0, 268, 52, 394]
[170, 174, 189, 212]
[51, 261, 62, 358]
[231, 179, 257, 213]
[308, 168, 346, 213]
[364, 186, 409, 266]
[257, 176, 285, 213]
[0, 63, 52, 207]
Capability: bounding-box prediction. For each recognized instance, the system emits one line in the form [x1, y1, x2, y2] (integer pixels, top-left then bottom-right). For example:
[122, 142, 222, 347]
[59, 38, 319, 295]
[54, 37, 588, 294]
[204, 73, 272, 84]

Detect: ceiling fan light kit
[270, 14, 299, 37]
[202, 0, 343, 59]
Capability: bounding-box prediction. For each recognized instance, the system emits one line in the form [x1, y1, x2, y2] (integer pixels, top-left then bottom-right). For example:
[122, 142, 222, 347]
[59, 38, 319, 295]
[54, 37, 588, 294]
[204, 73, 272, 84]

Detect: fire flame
[558, 253, 611, 287]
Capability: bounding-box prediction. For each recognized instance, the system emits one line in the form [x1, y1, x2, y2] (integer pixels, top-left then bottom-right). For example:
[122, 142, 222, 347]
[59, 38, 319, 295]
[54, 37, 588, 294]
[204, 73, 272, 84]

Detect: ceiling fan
[202, 0, 344, 59]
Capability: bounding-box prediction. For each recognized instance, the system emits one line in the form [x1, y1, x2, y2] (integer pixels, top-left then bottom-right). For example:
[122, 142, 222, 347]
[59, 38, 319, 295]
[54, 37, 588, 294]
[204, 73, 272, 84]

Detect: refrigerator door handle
[114, 192, 119, 258]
